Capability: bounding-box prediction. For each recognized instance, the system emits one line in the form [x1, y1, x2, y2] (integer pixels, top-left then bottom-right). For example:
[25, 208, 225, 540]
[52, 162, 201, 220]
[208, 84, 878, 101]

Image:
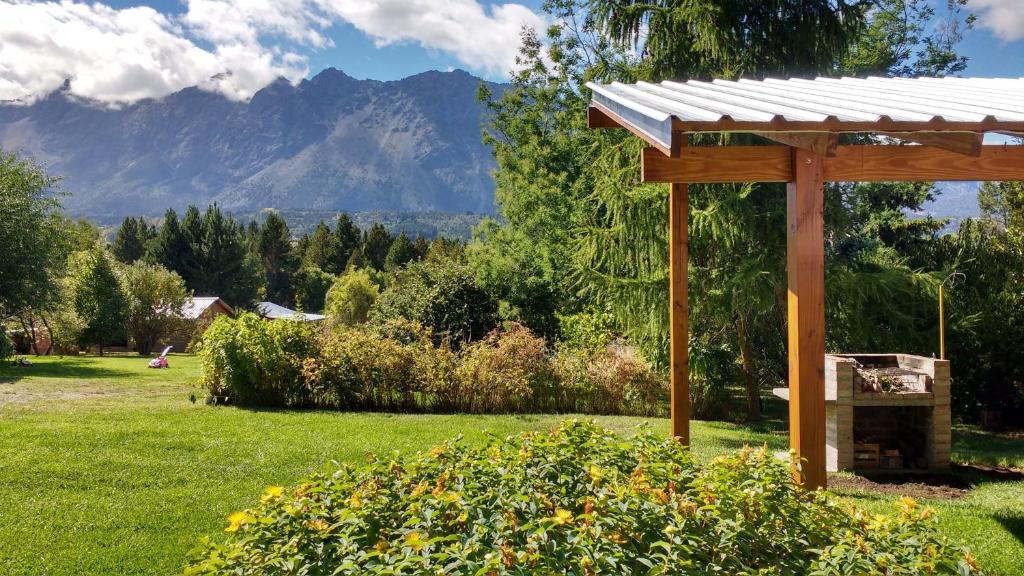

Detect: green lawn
[1, 355, 1022, 575]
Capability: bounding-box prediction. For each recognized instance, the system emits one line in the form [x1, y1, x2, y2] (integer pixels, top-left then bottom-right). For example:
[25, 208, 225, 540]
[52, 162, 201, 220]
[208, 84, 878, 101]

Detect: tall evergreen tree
[303, 221, 341, 273]
[346, 246, 369, 271]
[111, 217, 151, 264]
[334, 213, 361, 270]
[258, 212, 297, 305]
[384, 231, 417, 271]
[200, 204, 259, 306]
[362, 223, 393, 270]
[413, 234, 430, 260]
[149, 209, 191, 278]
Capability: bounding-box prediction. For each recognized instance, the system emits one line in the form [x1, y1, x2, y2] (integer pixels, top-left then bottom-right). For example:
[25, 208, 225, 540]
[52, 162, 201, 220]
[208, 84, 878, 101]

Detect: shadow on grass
[953, 425, 1024, 468]
[996, 514, 1024, 546]
[0, 358, 135, 383]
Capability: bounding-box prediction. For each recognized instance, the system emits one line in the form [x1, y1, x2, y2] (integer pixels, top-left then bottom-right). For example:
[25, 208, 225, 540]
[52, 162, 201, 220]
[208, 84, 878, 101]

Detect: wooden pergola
[586, 76, 1024, 489]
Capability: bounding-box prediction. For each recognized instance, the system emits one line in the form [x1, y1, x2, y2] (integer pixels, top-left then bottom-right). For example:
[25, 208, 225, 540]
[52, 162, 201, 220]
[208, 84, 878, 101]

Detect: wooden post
[669, 180, 690, 445]
[786, 147, 827, 489]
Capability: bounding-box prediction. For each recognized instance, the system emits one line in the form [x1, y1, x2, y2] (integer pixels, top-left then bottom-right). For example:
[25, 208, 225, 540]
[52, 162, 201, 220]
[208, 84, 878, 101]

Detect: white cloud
[0, 0, 307, 103]
[319, 0, 546, 75]
[971, 0, 1024, 42]
[0, 0, 543, 104]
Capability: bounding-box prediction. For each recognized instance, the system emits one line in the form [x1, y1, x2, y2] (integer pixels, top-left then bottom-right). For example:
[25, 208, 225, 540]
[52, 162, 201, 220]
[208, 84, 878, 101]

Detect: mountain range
[0, 68, 980, 228]
[0, 68, 501, 223]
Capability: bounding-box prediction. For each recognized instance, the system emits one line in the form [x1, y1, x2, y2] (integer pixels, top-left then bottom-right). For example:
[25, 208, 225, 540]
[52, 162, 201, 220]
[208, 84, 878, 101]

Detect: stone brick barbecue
[774, 354, 951, 472]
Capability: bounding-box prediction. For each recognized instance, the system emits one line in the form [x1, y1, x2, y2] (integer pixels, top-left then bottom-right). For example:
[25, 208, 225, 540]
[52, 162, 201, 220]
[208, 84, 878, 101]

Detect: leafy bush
[196, 313, 317, 406]
[370, 258, 498, 347]
[302, 326, 418, 411]
[455, 323, 559, 412]
[555, 346, 666, 417]
[186, 421, 979, 576]
[324, 268, 379, 326]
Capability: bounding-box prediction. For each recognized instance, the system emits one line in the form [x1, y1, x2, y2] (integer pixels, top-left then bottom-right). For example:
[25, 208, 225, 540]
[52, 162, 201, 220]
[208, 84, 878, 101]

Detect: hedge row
[196, 313, 666, 416]
[185, 421, 980, 575]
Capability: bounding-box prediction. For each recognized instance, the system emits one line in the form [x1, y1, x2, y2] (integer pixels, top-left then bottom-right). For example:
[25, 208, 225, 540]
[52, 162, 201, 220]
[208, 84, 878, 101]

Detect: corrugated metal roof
[256, 301, 326, 322]
[181, 296, 232, 320]
[586, 76, 1024, 153]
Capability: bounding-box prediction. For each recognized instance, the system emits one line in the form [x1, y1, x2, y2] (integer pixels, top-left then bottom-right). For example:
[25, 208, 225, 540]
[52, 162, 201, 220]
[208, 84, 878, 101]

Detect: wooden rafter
[641, 145, 1024, 183]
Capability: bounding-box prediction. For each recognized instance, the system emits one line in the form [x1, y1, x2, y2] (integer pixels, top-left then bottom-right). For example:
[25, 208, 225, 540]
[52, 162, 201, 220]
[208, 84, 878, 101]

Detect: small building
[256, 301, 325, 322]
[163, 296, 235, 351]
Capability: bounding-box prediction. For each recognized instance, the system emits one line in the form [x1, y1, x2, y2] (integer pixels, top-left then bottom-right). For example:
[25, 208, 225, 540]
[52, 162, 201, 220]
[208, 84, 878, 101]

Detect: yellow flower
[348, 493, 362, 509]
[305, 519, 330, 532]
[588, 465, 604, 483]
[410, 482, 429, 498]
[260, 485, 284, 503]
[550, 508, 573, 526]
[404, 531, 425, 552]
[224, 511, 255, 532]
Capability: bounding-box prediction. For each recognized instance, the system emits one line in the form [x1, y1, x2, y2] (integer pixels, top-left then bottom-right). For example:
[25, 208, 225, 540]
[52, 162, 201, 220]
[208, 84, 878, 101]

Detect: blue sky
[1, 0, 1021, 104]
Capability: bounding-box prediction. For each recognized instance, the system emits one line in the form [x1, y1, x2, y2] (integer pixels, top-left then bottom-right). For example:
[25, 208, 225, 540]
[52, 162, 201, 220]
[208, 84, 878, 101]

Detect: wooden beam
[786, 147, 827, 491]
[669, 180, 690, 445]
[641, 145, 1024, 183]
[642, 146, 791, 183]
[878, 132, 983, 156]
[825, 145, 1024, 181]
[754, 132, 837, 157]
[587, 106, 620, 129]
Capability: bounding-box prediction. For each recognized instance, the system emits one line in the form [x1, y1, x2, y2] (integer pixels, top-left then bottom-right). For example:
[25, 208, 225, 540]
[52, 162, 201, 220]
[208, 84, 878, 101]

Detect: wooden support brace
[786, 147, 827, 490]
[669, 180, 690, 445]
[754, 132, 838, 157]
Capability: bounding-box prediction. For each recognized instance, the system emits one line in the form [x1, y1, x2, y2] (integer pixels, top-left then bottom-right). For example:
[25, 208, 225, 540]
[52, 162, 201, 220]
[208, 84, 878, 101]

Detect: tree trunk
[40, 314, 54, 355]
[18, 316, 38, 355]
[736, 314, 761, 421]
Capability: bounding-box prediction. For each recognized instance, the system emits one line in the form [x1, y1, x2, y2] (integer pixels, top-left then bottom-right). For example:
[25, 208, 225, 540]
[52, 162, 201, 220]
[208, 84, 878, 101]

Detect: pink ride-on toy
[148, 346, 173, 369]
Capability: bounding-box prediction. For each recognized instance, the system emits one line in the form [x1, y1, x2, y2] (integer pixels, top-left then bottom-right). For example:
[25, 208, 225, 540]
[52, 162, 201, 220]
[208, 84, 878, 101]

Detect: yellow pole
[939, 283, 945, 360]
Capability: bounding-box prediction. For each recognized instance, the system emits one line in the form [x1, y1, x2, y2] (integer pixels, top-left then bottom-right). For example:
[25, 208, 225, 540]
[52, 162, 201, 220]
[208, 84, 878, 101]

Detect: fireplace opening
[853, 406, 932, 470]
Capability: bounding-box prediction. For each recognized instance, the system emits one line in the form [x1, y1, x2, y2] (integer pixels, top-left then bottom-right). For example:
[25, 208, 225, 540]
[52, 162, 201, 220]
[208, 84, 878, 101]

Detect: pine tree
[362, 223, 393, 270]
[201, 204, 258, 306]
[111, 217, 150, 264]
[384, 231, 417, 271]
[149, 209, 191, 280]
[334, 213, 361, 270]
[345, 246, 369, 271]
[303, 221, 341, 273]
[176, 205, 205, 288]
[258, 212, 297, 305]
[413, 234, 430, 260]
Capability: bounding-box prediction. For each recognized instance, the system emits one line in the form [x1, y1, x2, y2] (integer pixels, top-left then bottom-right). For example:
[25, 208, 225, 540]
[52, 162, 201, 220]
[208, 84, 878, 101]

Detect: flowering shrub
[303, 326, 418, 411]
[186, 421, 979, 576]
[196, 313, 316, 406]
[555, 346, 666, 416]
[455, 323, 559, 412]
[197, 317, 666, 416]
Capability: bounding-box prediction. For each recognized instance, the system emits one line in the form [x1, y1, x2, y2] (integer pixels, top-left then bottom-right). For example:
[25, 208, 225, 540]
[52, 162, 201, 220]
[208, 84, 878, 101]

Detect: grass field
[1, 354, 1022, 575]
